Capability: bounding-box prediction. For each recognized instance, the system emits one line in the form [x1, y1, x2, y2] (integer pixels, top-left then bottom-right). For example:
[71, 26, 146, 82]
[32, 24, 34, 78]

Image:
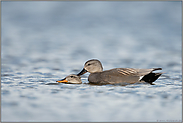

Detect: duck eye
[88, 63, 91, 66]
[70, 76, 74, 78]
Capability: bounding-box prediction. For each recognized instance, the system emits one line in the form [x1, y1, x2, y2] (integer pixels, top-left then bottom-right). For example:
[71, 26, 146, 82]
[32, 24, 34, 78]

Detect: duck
[77, 59, 162, 85]
[56, 74, 82, 84]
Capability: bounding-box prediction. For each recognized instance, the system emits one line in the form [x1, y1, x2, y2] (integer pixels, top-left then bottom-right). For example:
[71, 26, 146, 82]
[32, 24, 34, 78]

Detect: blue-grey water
[1, 1, 182, 122]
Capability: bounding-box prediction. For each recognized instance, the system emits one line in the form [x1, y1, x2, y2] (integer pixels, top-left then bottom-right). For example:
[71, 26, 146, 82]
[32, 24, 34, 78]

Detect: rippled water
[1, 1, 182, 122]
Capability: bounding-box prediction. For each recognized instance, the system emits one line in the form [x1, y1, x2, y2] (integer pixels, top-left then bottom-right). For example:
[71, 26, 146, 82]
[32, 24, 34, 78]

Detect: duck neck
[89, 67, 103, 73]
[98, 67, 103, 72]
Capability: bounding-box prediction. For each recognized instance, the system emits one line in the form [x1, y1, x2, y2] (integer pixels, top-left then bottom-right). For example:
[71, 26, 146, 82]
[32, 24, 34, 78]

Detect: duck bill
[77, 68, 87, 76]
[56, 78, 68, 83]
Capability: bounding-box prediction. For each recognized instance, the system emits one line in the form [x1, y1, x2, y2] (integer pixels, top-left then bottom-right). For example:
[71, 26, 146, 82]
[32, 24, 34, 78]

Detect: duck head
[77, 59, 103, 76]
[56, 74, 82, 84]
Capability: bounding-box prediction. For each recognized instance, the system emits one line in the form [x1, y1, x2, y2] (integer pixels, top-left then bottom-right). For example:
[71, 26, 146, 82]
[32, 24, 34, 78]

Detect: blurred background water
[1, 1, 182, 122]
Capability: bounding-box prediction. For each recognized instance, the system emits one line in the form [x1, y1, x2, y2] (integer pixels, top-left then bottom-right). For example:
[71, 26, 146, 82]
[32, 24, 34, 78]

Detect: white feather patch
[139, 76, 144, 81]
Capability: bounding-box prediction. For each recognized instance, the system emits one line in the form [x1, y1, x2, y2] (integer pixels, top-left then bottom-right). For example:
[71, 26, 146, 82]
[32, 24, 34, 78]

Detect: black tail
[152, 68, 162, 71]
[140, 72, 162, 85]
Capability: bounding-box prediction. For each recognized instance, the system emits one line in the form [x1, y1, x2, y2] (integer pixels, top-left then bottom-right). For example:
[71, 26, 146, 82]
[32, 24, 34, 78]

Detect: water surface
[1, 1, 182, 122]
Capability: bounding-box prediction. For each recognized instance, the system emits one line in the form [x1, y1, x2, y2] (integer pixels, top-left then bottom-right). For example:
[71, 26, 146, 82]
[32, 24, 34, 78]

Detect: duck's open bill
[56, 78, 68, 83]
[77, 68, 87, 76]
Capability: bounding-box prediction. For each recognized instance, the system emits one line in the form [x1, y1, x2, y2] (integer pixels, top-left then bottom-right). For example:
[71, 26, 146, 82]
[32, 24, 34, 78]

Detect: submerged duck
[56, 74, 82, 84]
[77, 59, 162, 85]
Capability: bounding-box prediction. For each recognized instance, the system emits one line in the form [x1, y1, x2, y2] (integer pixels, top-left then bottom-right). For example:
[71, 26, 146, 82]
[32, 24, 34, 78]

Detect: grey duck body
[88, 68, 162, 85]
[77, 59, 162, 85]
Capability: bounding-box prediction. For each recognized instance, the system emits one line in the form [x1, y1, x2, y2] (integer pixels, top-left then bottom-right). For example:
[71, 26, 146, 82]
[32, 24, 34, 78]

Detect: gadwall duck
[56, 74, 82, 84]
[77, 59, 162, 85]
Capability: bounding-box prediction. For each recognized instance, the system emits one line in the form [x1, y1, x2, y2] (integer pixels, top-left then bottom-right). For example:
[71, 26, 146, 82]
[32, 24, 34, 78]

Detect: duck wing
[100, 68, 162, 84]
